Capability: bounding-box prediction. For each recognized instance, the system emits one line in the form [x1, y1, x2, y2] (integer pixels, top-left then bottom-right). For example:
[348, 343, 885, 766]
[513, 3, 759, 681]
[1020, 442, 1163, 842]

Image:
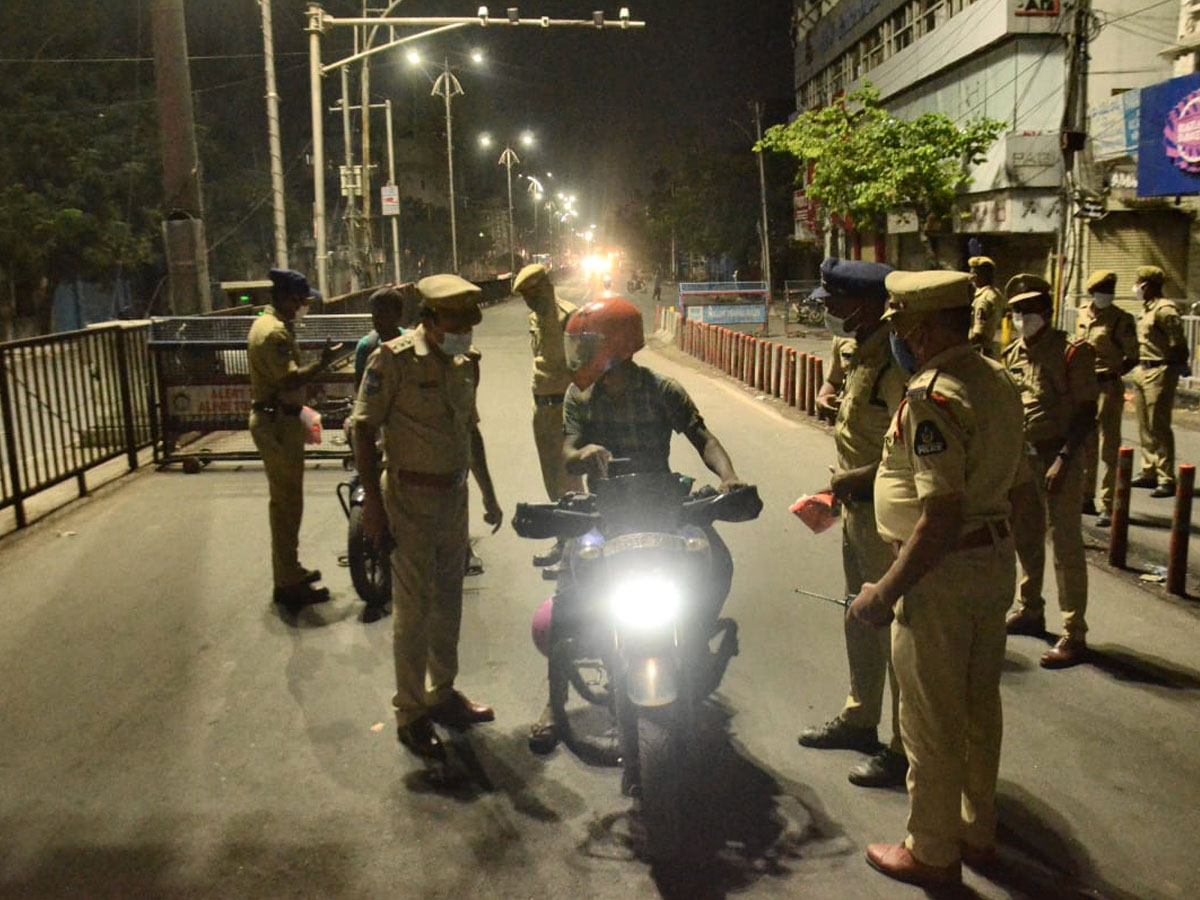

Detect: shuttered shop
[1085, 211, 1188, 299]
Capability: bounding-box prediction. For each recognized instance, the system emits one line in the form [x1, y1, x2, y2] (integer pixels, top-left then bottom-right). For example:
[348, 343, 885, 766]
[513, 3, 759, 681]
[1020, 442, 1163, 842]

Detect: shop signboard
[1137, 72, 1200, 197]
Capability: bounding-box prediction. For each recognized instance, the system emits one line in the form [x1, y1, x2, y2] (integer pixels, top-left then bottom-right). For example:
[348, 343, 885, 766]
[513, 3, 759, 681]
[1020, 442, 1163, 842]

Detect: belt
[251, 401, 302, 416]
[391, 468, 468, 489]
[1096, 372, 1122, 383]
[956, 521, 1010, 552]
[533, 393, 565, 407]
[1141, 360, 1167, 368]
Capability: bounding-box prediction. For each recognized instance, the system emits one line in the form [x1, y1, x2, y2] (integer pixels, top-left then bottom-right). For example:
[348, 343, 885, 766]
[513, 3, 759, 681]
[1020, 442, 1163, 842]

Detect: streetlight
[480, 130, 535, 275]
[524, 174, 544, 249]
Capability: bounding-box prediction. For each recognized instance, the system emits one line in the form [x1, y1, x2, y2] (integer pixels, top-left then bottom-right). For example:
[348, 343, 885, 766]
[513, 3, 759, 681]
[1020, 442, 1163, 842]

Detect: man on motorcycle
[528, 295, 746, 753]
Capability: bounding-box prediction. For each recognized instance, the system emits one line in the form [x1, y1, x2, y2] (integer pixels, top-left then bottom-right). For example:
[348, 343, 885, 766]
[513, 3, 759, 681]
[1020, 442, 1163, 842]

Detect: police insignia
[914, 420, 946, 456]
[364, 369, 382, 395]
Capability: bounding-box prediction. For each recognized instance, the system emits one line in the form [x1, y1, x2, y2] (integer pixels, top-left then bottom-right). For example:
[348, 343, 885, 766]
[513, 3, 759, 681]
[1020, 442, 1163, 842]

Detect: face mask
[889, 331, 918, 376]
[1091, 292, 1115, 309]
[294, 303, 309, 323]
[439, 329, 473, 357]
[1013, 312, 1045, 340]
[1134, 283, 1147, 301]
[824, 304, 862, 338]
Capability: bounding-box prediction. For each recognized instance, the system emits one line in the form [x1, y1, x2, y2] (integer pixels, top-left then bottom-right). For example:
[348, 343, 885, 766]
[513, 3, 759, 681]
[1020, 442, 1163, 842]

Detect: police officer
[1130, 265, 1190, 497]
[850, 270, 1027, 889]
[353, 274, 504, 761]
[512, 263, 584, 570]
[247, 268, 339, 613]
[1076, 270, 1138, 525]
[798, 259, 909, 789]
[968, 256, 1005, 357]
[1002, 274, 1098, 669]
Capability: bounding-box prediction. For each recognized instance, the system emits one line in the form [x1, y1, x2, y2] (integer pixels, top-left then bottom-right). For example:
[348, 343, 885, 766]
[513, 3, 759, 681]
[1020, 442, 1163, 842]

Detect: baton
[792, 587, 852, 609]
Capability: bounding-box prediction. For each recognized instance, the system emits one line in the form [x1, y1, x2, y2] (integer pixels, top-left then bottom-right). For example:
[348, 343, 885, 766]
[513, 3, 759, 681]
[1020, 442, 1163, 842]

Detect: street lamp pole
[432, 57, 463, 272]
[260, 0, 288, 268]
[306, 4, 328, 296]
[499, 146, 520, 275]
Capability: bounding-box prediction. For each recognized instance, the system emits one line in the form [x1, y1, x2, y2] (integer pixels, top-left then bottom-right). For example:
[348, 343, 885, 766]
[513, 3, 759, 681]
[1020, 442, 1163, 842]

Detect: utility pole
[753, 101, 773, 296]
[151, 0, 210, 313]
[1058, 0, 1093, 319]
[260, 0, 288, 269]
[432, 57, 463, 273]
[340, 66, 360, 291]
[307, 4, 328, 297]
[499, 145, 520, 275]
[359, 4, 375, 283]
[385, 99, 401, 282]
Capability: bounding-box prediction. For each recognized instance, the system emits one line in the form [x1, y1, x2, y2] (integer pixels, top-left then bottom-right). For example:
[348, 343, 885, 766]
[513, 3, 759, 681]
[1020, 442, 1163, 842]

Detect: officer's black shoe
[528, 720, 559, 755]
[1130, 474, 1157, 489]
[1081, 498, 1098, 516]
[300, 567, 322, 584]
[848, 747, 909, 788]
[541, 560, 565, 581]
[397, 717, 445, 760]
[533, 541, 564, 568]
[798, 717, 878, 752]
[1150, 482, 1177, 498]
[1094, 512, 1112, 528]
[1005, 607, 1045, 637]
[273, 583, 331, 612]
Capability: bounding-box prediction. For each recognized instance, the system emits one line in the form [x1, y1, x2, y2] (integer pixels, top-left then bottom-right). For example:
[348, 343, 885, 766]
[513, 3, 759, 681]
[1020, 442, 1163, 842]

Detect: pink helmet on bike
[531, 597, 554, 657]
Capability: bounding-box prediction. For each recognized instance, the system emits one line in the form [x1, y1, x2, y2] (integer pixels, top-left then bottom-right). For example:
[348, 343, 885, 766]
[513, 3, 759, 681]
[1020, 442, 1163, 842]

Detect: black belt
[533, 393, 565, 407]
[251, 401, 302, 416]
[391, 468, 468, 489]
[956, 521, 1011, 552]
[1097, 372, 1122, 383]
[1141, 360, 1167, 368]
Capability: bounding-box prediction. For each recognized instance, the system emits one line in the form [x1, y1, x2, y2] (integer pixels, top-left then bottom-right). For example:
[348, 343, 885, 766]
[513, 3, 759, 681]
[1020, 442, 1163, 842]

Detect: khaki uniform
[1005, 329, 1098, 636]
[970, 285, 1005, 357]
[352, 324, 480, 727]
[831, 327, 908, 751]
[875, 343, 1026, 868]
[1134, 297, 1189, 485]
[1076, 303, 1138, 513]
[247, 306, 308, 589]
[530, 295, 584, 501]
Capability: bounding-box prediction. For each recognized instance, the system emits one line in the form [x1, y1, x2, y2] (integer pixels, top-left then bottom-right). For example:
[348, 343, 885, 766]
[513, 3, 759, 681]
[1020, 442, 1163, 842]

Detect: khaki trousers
[1013, 449, 1088, 636]
[892, 538, 1014, 867]
[383, 476, 469, 726]
[532, 399, 583, 501]
[1083, 378, 1125, 514]
[1134, 365, 1178, 485]
[249, 411, 306, 589]
[840, 500, 902, 751]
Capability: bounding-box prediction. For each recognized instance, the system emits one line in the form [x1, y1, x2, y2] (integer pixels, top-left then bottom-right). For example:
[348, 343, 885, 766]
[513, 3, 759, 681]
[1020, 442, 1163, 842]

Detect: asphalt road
[0, 273, 1198, 900]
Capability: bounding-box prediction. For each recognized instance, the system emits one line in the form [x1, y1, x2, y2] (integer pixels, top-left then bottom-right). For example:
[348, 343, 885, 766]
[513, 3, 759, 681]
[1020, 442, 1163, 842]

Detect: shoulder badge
[913, 419, 947, 457]
[363, 368, 383, 395]
[383, 333, 416, 355]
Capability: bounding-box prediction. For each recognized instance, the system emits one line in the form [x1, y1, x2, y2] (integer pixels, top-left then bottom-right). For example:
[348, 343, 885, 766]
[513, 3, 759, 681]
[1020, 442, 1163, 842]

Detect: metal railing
[0, 323, 156, 529]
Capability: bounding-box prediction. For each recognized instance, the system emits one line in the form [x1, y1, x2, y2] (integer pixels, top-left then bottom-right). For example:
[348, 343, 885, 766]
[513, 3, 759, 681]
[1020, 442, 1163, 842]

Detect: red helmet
[564, 296, 645, 388]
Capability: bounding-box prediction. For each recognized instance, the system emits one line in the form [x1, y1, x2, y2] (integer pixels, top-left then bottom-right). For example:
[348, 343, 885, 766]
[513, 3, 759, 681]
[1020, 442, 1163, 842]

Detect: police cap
[417, 273, 483, 325]
[881, 270, 973, 321]
[1005, 273, 1052, 306]
[812, 257, 892, 304]
[269, 268, 321, 301]
[1085, 270, 1117, 294]
[513, 263, 550, 293]
[967, 256, 995, 269]
[1136, 265, 1165, 286]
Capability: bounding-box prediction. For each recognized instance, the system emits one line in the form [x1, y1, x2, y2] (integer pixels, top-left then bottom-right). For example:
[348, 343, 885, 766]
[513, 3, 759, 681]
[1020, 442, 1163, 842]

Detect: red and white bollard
[1167, 464, 1195, 597]
[1109, 446, 1134, 569]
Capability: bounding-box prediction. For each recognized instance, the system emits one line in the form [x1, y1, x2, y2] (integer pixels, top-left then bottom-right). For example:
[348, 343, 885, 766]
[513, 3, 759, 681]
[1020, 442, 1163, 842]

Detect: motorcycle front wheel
[347, 505, 391, 607]
[637, 703, 689, 861]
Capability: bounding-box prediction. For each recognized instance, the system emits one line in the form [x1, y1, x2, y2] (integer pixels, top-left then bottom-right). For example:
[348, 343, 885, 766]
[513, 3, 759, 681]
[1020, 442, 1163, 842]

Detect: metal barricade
[0, 323, 155, 529]
[677, 281, 770, 334]
[148, 313, 369, 465]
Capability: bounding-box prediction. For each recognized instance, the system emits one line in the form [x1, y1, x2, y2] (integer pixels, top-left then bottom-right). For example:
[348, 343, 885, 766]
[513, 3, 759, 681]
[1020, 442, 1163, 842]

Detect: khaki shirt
[1004, 328, 1098, 445]
[833, 327, 907, 470]
[247, 306, 303, 405]
[352, 324, 480, 475]
[1137, 297, 1189, 364]
[530, 295, 577, 396]
[1075, 303, 1138, 376]
[875, 344, 1026, 543]
[970, 285, 1005, 355]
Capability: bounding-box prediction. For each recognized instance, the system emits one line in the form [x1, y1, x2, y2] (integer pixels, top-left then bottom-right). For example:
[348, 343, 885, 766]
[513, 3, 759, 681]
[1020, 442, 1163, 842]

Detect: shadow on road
[1086, 643, 1200, 690]
[1127, 512, 1200, 536]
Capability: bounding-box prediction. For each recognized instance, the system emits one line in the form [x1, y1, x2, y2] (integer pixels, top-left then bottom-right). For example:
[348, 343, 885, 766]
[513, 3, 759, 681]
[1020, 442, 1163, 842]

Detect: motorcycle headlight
[609, 573, 681, 630]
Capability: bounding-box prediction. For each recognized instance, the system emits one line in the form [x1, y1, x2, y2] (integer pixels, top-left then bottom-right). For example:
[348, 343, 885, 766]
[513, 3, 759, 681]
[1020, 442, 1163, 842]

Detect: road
[0, 273, 1198, 900]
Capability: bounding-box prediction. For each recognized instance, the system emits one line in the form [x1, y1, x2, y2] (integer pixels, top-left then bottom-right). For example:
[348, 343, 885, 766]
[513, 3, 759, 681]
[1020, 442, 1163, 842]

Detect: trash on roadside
[370, 722, 385, 733]
[1139, 572, 1167, 584]
[56, 531, 77, 538]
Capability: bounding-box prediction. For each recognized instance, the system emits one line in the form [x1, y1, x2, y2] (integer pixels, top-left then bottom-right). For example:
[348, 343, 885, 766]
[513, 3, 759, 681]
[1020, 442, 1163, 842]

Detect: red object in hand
[790, 490, 838, 534]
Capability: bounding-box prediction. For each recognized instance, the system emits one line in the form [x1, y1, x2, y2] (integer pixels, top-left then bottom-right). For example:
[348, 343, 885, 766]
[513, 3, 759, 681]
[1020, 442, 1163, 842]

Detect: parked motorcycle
[789, 292, 826, 327]
[513, 464, 762, 861]
[627, 275, 646, 293]
[336, 406, 392, 611]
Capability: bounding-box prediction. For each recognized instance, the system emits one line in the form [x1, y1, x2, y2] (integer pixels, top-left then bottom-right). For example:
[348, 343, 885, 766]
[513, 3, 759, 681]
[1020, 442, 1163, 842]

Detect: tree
[758, 84, 1004, 265]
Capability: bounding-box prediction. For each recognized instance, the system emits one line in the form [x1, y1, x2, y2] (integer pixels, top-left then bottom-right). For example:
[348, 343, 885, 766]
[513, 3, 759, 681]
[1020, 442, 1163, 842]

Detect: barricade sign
[678, 281, 769, 333]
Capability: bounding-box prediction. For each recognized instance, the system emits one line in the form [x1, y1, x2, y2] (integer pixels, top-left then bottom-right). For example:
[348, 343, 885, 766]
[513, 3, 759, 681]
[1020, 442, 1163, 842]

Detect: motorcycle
[335, 404, 392, 611]
[513, 464, 762, 861]
[788, 292, 826, 327]
[627, 275, 646, 293]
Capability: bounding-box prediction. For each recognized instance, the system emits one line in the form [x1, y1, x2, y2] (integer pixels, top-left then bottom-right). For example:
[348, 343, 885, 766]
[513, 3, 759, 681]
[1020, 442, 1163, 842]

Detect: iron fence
[0, 323, 156, 529]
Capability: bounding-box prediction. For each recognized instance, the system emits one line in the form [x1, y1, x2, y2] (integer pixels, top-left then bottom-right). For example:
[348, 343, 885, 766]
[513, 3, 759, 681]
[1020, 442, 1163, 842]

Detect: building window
[890, 5, 914, 54]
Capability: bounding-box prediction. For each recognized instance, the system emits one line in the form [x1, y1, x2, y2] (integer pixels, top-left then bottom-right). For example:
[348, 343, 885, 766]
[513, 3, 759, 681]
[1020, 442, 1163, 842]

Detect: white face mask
[438, 329, 473, 357]
[1091, 292, 1115, 309]
[1012, 312, 1045, 340]
[824, 310, 853, 338]
[1134, 282, 1147, 301]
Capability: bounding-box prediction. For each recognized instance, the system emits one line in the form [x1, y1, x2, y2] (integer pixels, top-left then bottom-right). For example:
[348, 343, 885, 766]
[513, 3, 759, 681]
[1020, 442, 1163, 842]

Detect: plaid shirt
[563, 361, 704, 473]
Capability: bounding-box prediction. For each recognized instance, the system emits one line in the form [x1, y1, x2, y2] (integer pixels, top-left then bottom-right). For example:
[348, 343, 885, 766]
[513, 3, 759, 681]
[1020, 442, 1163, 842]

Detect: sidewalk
[651, 285, 1200, 592]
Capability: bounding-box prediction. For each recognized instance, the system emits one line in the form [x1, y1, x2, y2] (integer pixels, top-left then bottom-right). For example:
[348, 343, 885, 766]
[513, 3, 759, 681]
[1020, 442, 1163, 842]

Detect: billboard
[1137, 72, 1200, 197]
[1091, 90, 1140, 161]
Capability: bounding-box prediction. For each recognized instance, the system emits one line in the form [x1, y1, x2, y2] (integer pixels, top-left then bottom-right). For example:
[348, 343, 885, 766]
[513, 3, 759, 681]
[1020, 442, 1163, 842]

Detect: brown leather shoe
[865, 843, 961, 887]
[429, 690, 495, 728]
[960, 841, 999, 871]
[1041, 635, 1087, 669]
[1005, 607, 1045, 637]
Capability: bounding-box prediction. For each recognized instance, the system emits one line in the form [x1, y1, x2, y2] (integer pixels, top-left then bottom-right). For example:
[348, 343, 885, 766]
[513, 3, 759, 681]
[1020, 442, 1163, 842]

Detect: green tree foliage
[757, 84, 1004, 264]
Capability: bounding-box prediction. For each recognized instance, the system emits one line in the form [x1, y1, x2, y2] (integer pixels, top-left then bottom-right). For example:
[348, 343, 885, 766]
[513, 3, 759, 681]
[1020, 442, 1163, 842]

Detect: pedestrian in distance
[797, 258, 910, 789]
[1075, 270, 1138, 526]
[848, 269, 1030, 890]
[1002, 274, 1098, 669]
[352, 274, 504, 762]
[652, 267, 663, 304]
[967, 256, 1005, 358]
[247, 268, 340, 615]
[1129, 265, 1190, 497]
[512, 263, 584, 576]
